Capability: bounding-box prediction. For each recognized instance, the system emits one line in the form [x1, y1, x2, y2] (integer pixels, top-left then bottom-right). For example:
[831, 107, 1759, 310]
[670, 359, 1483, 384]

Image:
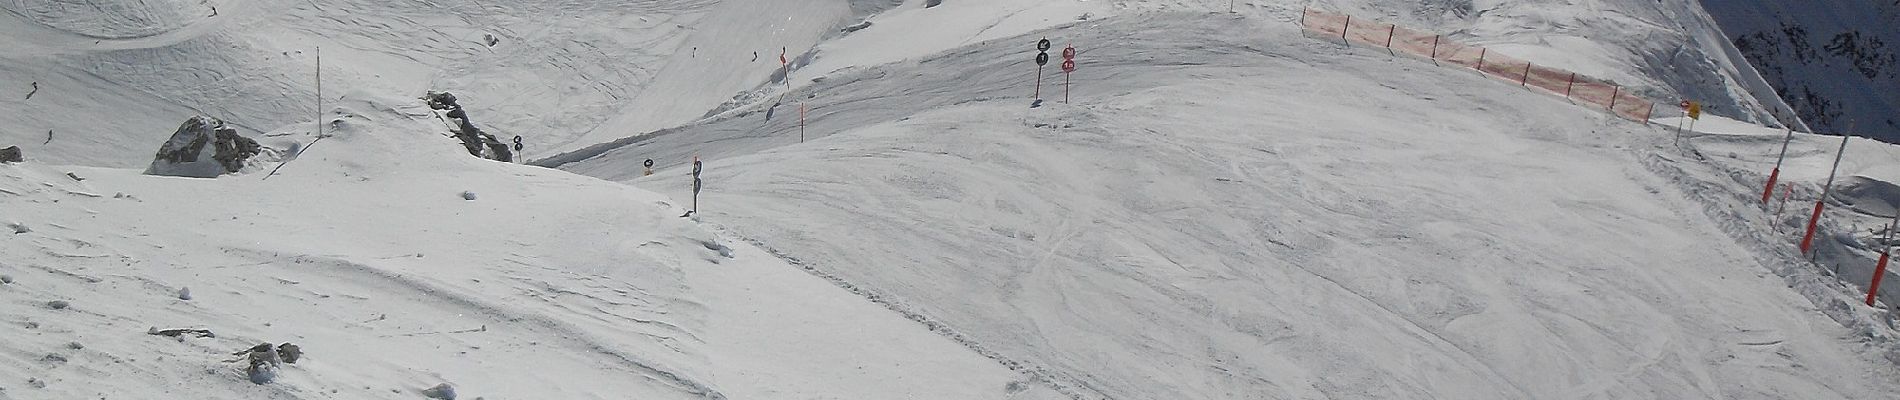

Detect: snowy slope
[1702, 0, 1900, 141]
[0, 0, 881, 167]
[557, 12, 1900, 400]
[0, 93, 1048, 399]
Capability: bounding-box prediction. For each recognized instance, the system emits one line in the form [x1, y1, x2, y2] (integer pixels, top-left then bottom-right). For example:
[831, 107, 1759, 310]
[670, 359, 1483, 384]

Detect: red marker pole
[1871, 214, 1898, 306]
[1429, 35, 1440, 62]
[1764, 124, 1797, 204]
[1385, 24, 1395, 48]
[799, 102, 806, 143]
[1520, 62, 1532, 86]
[1475, 47, 1486, 72]
[1801, 132, 1853, 258]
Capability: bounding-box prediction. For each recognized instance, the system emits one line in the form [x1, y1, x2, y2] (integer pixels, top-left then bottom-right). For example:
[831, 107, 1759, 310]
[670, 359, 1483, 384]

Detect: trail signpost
[511, 135, 523, 162]
[1034, 38, 1051, 100]
[683, 156, 703, 218]
[1061, 44, 1076, 103]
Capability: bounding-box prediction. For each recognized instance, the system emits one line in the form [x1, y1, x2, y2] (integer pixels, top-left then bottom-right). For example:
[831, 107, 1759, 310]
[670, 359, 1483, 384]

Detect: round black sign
[511, 135, 523, 151]
[692, 160, 702, 175]
[644, 159, 654, 168]
[1035, 52, 1049, 66]
[1037, 38, 1051, 52]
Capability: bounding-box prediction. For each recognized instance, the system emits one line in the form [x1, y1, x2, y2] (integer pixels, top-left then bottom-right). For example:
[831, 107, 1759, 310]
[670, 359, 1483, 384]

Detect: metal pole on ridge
[1429, 35, 1440, 64]
[1520, 63, 1531, 86]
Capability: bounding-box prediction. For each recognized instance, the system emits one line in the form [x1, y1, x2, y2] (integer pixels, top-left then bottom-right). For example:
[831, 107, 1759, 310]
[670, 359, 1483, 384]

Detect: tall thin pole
[1763, 122, 1797, 203]
[1871, 213, 1898, 306]
[1802, 127, 1853, 259]
[316, 46, 322, 139]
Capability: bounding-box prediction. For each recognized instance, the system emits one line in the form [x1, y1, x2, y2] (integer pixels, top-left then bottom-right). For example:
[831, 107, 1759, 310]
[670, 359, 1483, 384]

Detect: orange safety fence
[1301, 8, 1656, 122]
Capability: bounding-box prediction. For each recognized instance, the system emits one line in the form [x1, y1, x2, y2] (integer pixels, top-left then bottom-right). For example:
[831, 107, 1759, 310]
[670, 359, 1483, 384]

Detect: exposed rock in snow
[0, 145, 20, 163]
[425, 92, 513, 163]
[422, 382, 457, 400]
[144, 116, 260, 178]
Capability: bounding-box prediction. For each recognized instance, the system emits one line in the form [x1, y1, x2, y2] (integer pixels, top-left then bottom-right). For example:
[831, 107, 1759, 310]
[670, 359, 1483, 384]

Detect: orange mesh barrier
[1301, 8, 1655, 122]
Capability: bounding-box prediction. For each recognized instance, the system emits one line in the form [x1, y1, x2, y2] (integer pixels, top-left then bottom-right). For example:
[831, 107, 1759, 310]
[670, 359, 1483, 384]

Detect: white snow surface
[5, 0, 1900, 399]
[560, 11, 1900, 400]
[0, 93, 1042, 399]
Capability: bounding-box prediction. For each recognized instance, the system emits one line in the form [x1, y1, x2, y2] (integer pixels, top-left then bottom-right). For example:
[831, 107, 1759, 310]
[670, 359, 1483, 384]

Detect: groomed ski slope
[0, 93, 1051, 399]
[560, 12, 1900, 400]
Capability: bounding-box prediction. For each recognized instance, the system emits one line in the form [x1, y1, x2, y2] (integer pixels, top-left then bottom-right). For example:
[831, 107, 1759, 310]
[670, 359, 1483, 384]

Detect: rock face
[0, 146, 21, 163]
[145, 117, 261, 178]
[425, 92, 514, 162]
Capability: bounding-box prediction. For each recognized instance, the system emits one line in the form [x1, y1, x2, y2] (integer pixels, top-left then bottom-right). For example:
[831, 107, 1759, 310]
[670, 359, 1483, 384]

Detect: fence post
[1608, 85, 1620, 111]
[1429, 35, 1440, 63]
[1476, 47, 1486, 72]
[1341, 15, 1350, 42]
[1563, 73, 1576, 98]
[1521, 63, 1532, 86]
[1644, 102, 1655, 121]
[1385, 25, 1395, 48]
[1301, 6, 1307, 27]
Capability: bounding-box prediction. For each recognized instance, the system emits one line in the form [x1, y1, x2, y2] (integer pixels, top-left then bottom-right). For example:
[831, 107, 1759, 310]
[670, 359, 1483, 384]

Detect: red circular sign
[1679, 100, 1690, 109]
[1062, 46, 1076, 60]
[1061, 59, 1076, 72]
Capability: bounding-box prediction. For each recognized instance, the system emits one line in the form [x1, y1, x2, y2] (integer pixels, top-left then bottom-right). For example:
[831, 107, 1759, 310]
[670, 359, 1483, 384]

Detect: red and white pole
[1870, 214, 1898, 306]
[1801, 132, 1853, 258]
[1763, 124, 1797, 204]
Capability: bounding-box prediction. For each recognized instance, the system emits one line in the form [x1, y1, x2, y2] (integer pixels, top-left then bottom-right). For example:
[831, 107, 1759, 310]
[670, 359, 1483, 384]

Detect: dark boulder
[0, 146, 21, 163]
[425, 91, 514, 162]
[145, 117, 261, 177]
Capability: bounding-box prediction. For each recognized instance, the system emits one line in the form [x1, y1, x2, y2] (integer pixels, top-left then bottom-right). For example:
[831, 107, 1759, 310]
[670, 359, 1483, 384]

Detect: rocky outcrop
[0, 146, 21, 163]
[424, 92, 513, 162]
[145, 116, 260, 177]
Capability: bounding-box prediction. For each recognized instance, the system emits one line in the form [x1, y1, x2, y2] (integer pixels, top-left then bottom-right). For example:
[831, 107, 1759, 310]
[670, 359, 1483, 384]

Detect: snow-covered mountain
[5, 0, 1900, 399]
[1702, 0, 1900, 141]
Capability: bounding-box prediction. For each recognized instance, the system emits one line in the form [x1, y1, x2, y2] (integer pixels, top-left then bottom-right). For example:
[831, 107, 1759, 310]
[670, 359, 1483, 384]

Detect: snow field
[562, 12, 1900, 399]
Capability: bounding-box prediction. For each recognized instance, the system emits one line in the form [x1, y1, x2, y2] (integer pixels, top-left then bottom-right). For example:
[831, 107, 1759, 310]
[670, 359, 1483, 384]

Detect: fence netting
[1302, 8, 1655, 121]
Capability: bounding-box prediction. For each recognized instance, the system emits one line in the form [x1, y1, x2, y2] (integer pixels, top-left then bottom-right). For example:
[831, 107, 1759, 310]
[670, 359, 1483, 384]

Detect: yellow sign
[1686, 101, 1702, 120]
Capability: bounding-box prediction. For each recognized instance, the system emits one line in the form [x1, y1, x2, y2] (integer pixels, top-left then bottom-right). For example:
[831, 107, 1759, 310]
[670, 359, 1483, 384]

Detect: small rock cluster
[144, 116, 261, 177]
[425, 92, 513, 163]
